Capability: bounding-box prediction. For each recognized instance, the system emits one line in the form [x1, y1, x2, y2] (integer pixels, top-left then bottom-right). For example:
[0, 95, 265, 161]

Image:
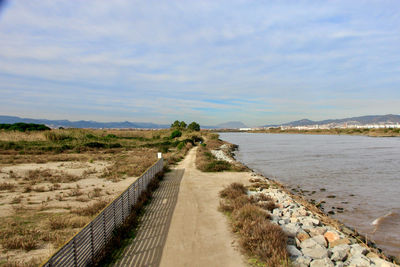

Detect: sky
[0, 0, 399, 126]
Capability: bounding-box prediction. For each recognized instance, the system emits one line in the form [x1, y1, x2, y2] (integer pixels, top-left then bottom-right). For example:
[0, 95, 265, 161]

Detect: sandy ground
[0, 160, 140, 264]
[159, 147, 252, 267]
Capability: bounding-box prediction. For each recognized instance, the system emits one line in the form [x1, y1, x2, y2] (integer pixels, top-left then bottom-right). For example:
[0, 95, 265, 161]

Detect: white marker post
[157, 152, 162, 159]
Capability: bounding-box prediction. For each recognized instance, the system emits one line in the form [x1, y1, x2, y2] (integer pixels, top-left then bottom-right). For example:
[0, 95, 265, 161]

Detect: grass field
[0, 128, 200, 266]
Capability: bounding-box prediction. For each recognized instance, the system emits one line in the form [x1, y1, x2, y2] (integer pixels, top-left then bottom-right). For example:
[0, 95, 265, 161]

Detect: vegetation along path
[113, 147, 253, 267]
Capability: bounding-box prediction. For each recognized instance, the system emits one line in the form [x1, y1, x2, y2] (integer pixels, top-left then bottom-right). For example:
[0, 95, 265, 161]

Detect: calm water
[219, 133, 400, 257]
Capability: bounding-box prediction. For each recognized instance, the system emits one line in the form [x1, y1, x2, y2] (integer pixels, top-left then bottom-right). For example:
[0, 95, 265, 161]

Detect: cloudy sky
[0, 0, 399, 126]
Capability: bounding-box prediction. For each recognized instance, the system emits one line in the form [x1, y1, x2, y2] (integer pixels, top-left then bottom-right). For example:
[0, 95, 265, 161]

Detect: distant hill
[0, 115, 248, 130]
[263, 114, 400, 127]
[214, 121, 248, 129]
[0, 115, 170, 129]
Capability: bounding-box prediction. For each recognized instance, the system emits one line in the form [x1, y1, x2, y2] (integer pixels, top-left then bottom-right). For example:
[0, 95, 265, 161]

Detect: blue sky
[0, 0, 399, 126]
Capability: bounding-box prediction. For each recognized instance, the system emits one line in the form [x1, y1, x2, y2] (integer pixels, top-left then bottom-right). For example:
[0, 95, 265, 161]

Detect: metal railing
[41, 157, 164, 267]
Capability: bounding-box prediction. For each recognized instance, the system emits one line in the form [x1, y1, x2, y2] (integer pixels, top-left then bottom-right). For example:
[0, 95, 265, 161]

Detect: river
[219, 132, 400, 258]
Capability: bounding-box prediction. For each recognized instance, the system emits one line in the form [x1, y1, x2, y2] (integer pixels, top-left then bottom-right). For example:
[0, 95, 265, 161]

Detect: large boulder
[302, 244, 329, 259]
[330, 244, 350, 262]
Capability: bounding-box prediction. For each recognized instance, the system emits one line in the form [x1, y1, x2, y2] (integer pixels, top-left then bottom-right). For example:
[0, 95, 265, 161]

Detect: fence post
[122, 194, 125, 221]
[103, 212, 106, 246]
[113, 202, 116, 228]
[73, 238, 78, 266]
[90, 222, 94, 263]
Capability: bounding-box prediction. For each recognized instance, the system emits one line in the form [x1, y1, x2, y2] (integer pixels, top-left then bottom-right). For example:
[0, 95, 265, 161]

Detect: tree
[171, 120, 187, 129]
[179, 121, 187, 129]
[188, 122, 200, 131]
[171, 120, 180, 128]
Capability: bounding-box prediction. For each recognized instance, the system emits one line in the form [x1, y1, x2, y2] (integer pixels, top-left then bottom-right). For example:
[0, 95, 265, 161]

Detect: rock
[287, 245, 303, 257]
[330, 244, 350, 262]
[350, 244, 368, 256]
[293, 256, 312, 267]
[302, 244, 329, 259]
[312, 235, 328, 248]
[330, 238, 351, 248]
[300, 238, 319, 249]
[324, 231, 340, 244]
[370, 257, 397, 267]
[297, 232, 311, 242]
[335, 261, 345, 267]
[366, 252, 379, 258]
[347, 254, 371, 267]
[282, 223, 300, 237]
[309, 227, 327, 237]
[310, 257, 334, 267]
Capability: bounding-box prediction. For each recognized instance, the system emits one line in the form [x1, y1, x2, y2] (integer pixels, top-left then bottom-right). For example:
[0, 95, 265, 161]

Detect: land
[244, 128, 400, 137]
[0, 128, 199, 266]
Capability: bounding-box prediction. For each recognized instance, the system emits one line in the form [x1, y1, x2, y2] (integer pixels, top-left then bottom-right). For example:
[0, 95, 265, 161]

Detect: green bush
[0, 123, 50, 132]
[170, 130, 182, 139]
[177, 142, 185, 150]
[188, 122, 200, 131]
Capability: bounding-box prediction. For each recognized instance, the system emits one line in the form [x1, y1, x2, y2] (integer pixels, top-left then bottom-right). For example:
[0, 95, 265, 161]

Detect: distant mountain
[214, 121, 248, 129]
[0, 115, 170, 129]
[263, 114, 400, 127]
[0, 115, 248, 130]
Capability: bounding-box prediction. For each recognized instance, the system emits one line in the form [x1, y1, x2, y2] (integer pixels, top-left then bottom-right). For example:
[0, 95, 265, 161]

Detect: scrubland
[0, 128, 199, 266]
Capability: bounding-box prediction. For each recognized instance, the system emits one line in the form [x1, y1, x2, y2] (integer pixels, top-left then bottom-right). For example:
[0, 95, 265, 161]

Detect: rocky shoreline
[247, 173, 398, 267]
[217, 142, 399, 266]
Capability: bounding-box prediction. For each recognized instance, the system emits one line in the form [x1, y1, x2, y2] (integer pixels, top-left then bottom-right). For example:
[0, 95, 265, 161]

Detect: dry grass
[0, 182, 16, 191]
[71, 199, 108, 217]
[219, 182, 289, 266]
[101, 148, 157, 181]
[26, 169, 81, 184]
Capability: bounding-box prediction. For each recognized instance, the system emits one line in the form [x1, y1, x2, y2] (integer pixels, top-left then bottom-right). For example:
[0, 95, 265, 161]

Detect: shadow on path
[112, 169, 185, 267]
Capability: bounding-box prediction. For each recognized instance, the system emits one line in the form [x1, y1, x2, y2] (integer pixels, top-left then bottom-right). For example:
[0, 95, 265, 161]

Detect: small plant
[0, 182, 16, 191]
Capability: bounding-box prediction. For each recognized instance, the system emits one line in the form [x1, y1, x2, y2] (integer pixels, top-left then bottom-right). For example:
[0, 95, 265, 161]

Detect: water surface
[219, 132, 400, 257]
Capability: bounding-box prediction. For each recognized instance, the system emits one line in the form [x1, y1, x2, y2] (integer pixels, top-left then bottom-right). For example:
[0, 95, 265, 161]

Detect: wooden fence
[41, 157, 164, 267]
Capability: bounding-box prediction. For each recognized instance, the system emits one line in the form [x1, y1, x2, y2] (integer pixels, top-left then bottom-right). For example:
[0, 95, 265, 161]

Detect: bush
[170, 130, 182, 139]
[177, 142, 185, 150]
[187, 122, 200, 131]
[0, 123, 50, 132]
[204, 160, 231, 172]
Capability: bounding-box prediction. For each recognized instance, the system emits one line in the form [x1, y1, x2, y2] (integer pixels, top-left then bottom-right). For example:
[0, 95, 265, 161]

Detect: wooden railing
[41, 157, 164, 267]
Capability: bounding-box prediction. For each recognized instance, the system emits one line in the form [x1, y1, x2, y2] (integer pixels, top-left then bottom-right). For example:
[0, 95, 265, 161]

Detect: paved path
[113, 148, 251, 267]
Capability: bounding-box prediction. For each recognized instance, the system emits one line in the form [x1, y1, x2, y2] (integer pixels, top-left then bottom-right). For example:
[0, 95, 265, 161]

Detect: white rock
[370, 258, 397, 267]
[293, 256, 312, 267]
[309, 227, 327, 237]
[310, 257, 335, 267]
[347, 254, 371, 267]
[287, 245, 303, 257]
[302, 244, 329, 259]
[335, 261, 345, 267]
[331, 244, 350, 262]
[350, 244, 368, 256]
[300, 238, 319, 249]
[282, 223, 300, 237]
[312, 235, 328, 248]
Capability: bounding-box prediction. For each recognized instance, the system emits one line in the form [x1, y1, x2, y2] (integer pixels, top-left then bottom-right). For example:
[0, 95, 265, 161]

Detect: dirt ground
[159, 147, 253, 267]
[0, 160, 140, 265]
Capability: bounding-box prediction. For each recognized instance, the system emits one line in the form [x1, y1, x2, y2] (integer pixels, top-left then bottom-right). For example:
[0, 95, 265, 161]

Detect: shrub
[219, 183, 247, 199]
[204, 160, 231, 172]
[0, 123, 50, 132]
[170, 130, 182, 139]
[177, 142, 185, 150]
[240, 219, 288, 266]
[187, 122, 200, 131]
